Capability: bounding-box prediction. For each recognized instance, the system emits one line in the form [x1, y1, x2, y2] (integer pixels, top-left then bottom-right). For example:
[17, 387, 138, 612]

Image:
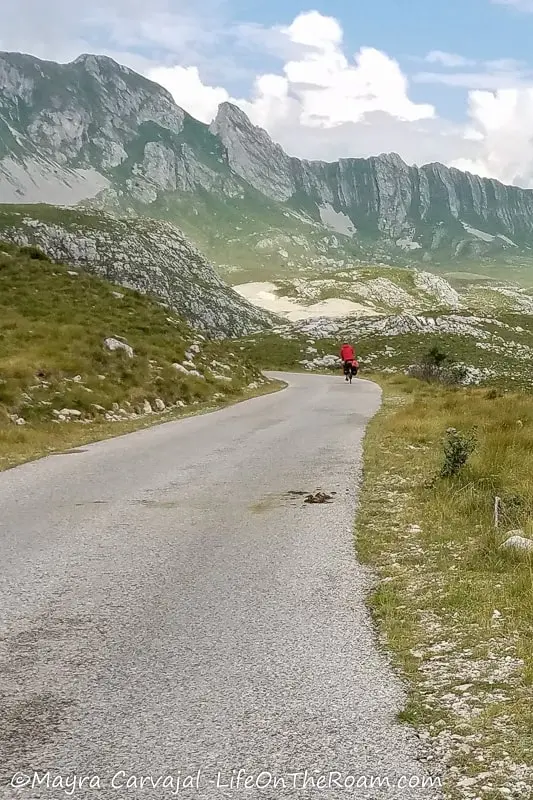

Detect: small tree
[439, 426, 477, 478]
[426, 345, 448, 369]
[409, 345, 467, 386]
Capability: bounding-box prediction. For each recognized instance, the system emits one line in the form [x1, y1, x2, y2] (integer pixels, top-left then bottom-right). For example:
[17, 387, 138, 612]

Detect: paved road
[0, 373, 441, 799]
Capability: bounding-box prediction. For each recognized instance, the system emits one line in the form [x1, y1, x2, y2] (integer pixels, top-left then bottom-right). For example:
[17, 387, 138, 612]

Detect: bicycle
[343, 359, 359, 383]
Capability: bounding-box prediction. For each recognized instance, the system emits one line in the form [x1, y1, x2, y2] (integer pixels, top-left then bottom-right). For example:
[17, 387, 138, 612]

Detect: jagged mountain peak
[2, 49, 533, 271]
[210, 100, 283, 152]
[212, 101, 253, 127]
[370, 152, 409, 170]
[72, 53, 121, 67]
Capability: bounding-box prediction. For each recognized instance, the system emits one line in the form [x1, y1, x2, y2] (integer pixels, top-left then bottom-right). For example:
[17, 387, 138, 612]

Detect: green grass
[356, 374, 533, 797]
[0, 242, 274, 470]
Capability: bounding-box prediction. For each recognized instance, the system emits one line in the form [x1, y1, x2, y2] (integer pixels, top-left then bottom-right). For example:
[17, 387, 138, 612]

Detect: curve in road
[0, 373, 440, 799]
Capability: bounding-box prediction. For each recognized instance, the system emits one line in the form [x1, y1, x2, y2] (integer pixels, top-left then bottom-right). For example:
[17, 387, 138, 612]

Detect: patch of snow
[496, 234, 518, 247]
[0, 156, 109, 204]
[318, 204, 356, 237]
[461, 221, 495, 243]
[233, 281, 379, 321]
[396, 238, 421, 251]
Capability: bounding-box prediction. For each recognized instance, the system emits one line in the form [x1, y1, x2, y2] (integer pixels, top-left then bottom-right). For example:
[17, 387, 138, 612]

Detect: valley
[2, 45, 533, 800]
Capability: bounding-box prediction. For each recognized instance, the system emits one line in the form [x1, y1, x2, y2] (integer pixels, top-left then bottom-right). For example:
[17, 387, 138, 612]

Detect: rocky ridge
[1, 51, 533, 277]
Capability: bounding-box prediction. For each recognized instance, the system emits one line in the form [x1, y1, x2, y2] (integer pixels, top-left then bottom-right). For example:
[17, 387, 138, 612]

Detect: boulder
[500, 532, 533, 552]
[59, 408, 82, 418]
[104, 337, 134, 358]
[173, 363, 189, 374]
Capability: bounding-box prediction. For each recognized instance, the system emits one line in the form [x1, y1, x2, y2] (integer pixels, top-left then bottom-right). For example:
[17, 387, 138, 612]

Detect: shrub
[439, 426, 477, 478]
[409, 345, 466, 386]
[19, 244, 50, 261]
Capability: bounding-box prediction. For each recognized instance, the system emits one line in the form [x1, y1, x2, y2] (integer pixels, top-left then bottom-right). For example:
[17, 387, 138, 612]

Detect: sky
[2, 0, 533, 187]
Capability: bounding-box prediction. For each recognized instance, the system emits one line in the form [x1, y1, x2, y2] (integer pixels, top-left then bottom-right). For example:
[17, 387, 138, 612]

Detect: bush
[439, 426, 477, 478]
[19, 244, 50, 261]
[409, 345, 466, 386]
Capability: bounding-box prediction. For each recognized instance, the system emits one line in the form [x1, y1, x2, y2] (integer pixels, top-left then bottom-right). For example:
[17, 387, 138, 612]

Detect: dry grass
[356, 373, 533, 798]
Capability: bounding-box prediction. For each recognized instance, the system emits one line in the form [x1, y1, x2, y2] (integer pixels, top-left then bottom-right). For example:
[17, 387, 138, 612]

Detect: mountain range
[2, 50, 533, 284]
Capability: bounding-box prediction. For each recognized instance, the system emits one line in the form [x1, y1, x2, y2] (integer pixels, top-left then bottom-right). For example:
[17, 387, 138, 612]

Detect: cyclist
[339, 342, 358, 382]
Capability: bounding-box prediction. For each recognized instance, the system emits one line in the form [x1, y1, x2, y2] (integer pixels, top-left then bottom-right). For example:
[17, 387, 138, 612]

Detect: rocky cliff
[212, 103, 533, 251]
[2, 51, 533, 276]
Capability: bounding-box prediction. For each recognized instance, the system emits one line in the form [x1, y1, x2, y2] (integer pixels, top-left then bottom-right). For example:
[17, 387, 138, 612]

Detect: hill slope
[0, 205, 275, 337]
[0, 241, 272, 466]
[1, 51, 533, 279]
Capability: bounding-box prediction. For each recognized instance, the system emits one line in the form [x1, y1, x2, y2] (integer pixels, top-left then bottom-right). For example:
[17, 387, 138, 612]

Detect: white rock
[154, 398, 165, 411]
[173, 363, 189, 374]
[142, 400, 153, 414]
[190, 344, 201, 353]
[104, 337, 134, 358]
[500, 533, 533, 552]
[59, 408, 82, 417]
[211, 359, 231, 371]
[299, 354, 339, 370]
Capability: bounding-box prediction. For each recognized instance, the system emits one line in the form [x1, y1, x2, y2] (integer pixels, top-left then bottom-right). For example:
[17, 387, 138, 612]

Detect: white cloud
[148, 65, 230, 123]
[154, 10, 434, 131]
[492, 0, 533, 10]
[425, 51, 475, 68]
[0, 0, 223, 67]
[150, 10, 533, 186]
[279, 12, 434, 125]
[451, 89, 533, 186]
[414, 69, 532, 90]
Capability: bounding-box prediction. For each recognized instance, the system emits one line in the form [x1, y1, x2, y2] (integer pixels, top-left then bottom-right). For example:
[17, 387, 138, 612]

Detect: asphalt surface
[0, 373, 442, 799]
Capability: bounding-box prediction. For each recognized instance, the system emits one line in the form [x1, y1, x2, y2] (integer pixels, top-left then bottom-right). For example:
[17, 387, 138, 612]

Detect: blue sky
[218, 0, 533, 117]
[2, 0, 533, 185]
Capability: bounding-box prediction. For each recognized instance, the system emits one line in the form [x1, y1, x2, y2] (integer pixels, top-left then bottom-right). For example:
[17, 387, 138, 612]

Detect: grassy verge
[0, 379, 285, 472]
[356, 374, 533, 799]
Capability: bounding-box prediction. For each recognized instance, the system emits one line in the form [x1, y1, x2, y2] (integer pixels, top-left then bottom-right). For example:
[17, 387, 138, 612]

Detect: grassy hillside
[0, 242, 275, 470]
[0, 205, 275, 338]
[356, 376, 533, 798]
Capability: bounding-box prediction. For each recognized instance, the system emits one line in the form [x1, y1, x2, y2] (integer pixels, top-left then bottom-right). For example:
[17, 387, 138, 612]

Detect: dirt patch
[250, 489, 336, 512]
[304, 491, 335, 504]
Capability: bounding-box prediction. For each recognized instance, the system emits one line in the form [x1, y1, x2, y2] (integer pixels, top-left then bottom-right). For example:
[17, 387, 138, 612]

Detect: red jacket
[340, 344, 355, 361]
